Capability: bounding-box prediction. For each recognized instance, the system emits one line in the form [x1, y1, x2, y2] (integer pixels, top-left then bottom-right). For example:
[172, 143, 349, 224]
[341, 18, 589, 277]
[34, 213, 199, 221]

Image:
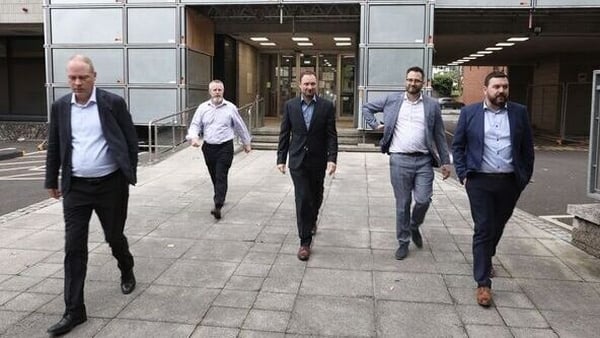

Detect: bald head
[67, 54, 97, 104]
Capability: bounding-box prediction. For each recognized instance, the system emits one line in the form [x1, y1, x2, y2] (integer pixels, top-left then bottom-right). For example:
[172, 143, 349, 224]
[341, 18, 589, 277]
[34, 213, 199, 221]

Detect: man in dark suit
[452, 71, 534, 307]
[363, 66, 451, 261]
[45, 55, 138, 336]
[277, 70, 338, 261]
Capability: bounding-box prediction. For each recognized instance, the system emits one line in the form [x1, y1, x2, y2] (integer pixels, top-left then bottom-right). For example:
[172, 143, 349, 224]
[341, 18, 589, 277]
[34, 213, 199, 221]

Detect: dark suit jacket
[362, 92, 451, 167]
[45, 88, 139, 194]
[277, 96, 338, 170]
[452, 101, 535, 191]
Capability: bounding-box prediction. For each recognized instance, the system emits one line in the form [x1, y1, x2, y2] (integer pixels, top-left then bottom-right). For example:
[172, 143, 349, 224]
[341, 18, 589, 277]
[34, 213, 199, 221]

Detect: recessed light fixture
[297, 42, 313, 46]
[486, 47, 503, 51]
[477, 51, 493, 54]
[250, 37, 269, 42]
[291, 37, 310, 42]
[259, 42, 276, 46]
[469, 54, 484, 57]
[496, 42, 515, 47]
[333, 37, 351, 41]
[336, 42, 352, 46]
[464, 57, 477, 60]
[303, 60, 311, 64]
[507, 37, 529, 42]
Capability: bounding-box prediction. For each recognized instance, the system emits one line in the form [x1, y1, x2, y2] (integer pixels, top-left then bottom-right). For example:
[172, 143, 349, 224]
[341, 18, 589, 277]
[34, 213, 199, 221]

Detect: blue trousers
[389, 153, 434, 245]
[466, 173, 520, 288]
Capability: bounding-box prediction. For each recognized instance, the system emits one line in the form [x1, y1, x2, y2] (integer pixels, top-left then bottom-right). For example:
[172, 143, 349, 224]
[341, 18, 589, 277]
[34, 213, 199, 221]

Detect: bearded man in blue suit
[452, 71, 534, 307]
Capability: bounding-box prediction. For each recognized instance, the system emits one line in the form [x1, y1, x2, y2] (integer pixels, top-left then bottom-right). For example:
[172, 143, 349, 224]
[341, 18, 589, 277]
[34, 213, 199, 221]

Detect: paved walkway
[1, 147, 600, 337]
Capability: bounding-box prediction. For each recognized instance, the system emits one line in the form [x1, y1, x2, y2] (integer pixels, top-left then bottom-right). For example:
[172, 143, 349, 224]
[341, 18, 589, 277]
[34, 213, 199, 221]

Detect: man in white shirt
[187, 80, 251, 219]
[362, 66, 451, 260]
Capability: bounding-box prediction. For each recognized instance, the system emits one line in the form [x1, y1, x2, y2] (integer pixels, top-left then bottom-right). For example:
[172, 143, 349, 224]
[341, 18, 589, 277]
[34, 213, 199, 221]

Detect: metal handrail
[143, 97, 264, 163]
[144, 107, 195, 163]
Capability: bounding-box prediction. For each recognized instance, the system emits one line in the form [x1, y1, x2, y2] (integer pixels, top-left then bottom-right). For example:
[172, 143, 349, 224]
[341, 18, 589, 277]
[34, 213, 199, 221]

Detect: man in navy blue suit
[452, 71, 534, 307]
[45, 55, 138, 336]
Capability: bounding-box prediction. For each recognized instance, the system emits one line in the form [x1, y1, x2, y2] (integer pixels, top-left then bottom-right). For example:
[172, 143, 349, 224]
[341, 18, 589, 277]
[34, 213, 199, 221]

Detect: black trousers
[466, 173, 520, 288]
[62, 170, 134, 316]
[290, 163, 326, 246]
[202, 140, 234, 209]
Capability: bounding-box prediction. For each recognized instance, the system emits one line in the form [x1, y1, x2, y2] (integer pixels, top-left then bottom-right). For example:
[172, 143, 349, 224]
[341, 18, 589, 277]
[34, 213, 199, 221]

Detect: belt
[72, 170, 119, 184]
[396, 152, 428, 157]
[204, 139, 233, 147]
[472, 172, 514, 178]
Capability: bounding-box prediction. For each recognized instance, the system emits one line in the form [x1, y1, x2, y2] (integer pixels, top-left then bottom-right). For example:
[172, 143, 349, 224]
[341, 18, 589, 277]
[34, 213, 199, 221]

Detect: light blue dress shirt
[301, 95, 317, 129]
[70, 87, 119, 178]
[481, 102, 514, 173]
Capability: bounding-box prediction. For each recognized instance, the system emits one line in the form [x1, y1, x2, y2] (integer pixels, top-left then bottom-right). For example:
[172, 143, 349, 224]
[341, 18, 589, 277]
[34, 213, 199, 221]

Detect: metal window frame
[588, 70, 600, 199]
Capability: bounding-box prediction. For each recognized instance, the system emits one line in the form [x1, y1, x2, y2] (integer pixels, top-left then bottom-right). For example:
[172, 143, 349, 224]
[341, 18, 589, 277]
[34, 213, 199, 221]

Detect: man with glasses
[362, 66, 451, 260]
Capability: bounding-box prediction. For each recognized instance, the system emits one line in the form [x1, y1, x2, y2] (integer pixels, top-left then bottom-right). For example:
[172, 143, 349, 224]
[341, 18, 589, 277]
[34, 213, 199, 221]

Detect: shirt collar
[71, 87, 97, 107]
[301, 95, 317, 105]
[403, 92, 423, 103]
[483, 101, 507, 114]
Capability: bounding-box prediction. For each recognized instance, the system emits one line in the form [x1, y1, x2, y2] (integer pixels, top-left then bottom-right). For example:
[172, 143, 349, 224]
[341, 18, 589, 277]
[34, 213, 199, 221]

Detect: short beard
[211, 97, 223, 105]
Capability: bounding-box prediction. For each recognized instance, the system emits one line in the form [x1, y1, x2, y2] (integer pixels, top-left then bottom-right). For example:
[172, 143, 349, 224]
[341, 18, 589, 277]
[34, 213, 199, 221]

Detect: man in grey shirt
[187, 80, 252, 219]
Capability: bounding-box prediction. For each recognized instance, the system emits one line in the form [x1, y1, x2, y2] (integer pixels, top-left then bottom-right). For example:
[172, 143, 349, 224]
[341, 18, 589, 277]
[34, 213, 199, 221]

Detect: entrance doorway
[260, 51, 355, 122]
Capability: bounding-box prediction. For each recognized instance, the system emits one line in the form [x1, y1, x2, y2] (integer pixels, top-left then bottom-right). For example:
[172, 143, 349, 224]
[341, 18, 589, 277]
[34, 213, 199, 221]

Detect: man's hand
[326, 162, 337, 176]
[48, 188, 61, 199]
[189, 137, 201, 147]
[441, 164, 452, 180]
[277, 163, 286, 174]
[243, 144, 252, 153]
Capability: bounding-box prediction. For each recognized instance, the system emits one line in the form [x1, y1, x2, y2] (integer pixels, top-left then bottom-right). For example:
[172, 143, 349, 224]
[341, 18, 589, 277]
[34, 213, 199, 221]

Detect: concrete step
[251, 142, 381, 153]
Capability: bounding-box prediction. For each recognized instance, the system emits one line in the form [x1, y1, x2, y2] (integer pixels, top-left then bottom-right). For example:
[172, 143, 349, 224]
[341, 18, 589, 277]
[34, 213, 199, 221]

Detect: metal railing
[143, 97, 264, 163]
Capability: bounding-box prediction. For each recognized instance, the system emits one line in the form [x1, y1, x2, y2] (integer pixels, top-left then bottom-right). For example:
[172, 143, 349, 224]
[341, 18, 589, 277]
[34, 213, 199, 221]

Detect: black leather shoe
[210, 208, 222, 220]
[411, 228, 423, 248]
[395, 244, 409, 260]
[121, 270, 136, 294]
[47, 313, 87, 336]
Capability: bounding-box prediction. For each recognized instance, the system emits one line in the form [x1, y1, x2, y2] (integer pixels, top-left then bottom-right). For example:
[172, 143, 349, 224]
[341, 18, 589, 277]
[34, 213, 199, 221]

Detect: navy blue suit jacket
[452, 101, 534, 191]
[277, 96, 338, 170]
[45, 88, 139, 194]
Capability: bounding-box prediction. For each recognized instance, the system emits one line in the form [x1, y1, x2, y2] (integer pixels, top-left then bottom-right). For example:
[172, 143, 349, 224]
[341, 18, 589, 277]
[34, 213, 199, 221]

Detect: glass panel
[51, 0, 115, 3]
[186, 89, 208, 109]
[129, 49, 177, 84]
[128, 8, 176, 44]
[279, 54, 297, 107]
[52, 49, 124, 84]
[318, 54, 337, 106]
[186, 50, 211, 86]
[341, 55, 355, 117]
[369, 5, 425, 43]
[128, 0, 175, 3]
[51, 9, 122, 44]
[129, 88, 177, 124]
[367, 49, 424, 86]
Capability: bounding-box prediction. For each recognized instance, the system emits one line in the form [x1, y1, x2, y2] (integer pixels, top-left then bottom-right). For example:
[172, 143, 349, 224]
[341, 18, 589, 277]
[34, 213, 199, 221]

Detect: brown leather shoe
[297, 246, 311, 261]
[476, 286, 492, 307]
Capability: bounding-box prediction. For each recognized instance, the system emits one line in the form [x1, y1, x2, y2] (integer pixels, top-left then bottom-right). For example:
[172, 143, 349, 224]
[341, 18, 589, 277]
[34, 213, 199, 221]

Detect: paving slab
[1, 149, 599, 337]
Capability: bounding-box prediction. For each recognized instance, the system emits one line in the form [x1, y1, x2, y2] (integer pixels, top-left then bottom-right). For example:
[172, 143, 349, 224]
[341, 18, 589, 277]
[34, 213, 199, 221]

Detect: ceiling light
[477, 51, 493, 54]
[496, 42, 515, 46]
[336, 42, 352, 46]
[259, 42, 276, 46]
[334, 37, 351, 41]
[250, 37, 269, 42]
[297, 42, 313, 46]
[303, 60, 311, 64]
[464, 57, 477, 60]
[469, 54, 484, 57]
[507, 37, 529, 42]
[291, 37, 310, 41]
[485, 47, 503, 51]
